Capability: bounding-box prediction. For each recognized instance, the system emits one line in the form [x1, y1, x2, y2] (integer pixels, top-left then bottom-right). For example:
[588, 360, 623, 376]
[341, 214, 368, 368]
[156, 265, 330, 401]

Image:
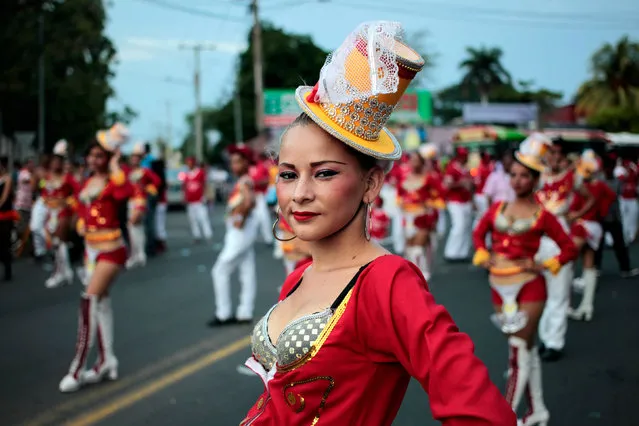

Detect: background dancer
[614, 157, 638, 244]
[443, 146, 473, 261]
[58, 127, 132, 393]
[43, 140, 79, 288]
[209, 144, 258, 327]
[568, 151, 615, 321]
[0, 157, 16, 281]
[472, 136, 578, 426]
[29, 156, 50, 263]
[183, 156, 213, 244]
[535, 137, 593, 362]
[250, 152, 274, 244]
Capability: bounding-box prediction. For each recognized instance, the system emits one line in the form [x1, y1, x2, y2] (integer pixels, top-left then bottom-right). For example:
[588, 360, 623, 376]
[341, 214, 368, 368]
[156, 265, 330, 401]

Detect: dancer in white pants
[614, 160, 638, 244]
[209, 144, 258, 326]
[250, 156, 274, 244]
[155, 193, 168, 251]
[535, 138, 593, 362]
[183, 157, 213, 242]
[443, 147, 474, 261]
[30, 196, 48, 259]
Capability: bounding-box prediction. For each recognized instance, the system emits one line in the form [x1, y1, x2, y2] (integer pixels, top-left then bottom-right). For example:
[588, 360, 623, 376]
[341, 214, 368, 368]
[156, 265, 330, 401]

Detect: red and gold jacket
[242, 255, 517, 426]
[369, 206, 391, 240]
[443, 159, 472, 203]
[471, 161, 493, 195]
[397, 172, 445, 213]
[472, 202, 578, 275]
[74, 170, 134, 247]
[569, 179, 616, 239]
[41, 172, 79, 214]
[535, 169, 579, 218]
[128, 167, 161, 212]
[617, 161, 638, 200]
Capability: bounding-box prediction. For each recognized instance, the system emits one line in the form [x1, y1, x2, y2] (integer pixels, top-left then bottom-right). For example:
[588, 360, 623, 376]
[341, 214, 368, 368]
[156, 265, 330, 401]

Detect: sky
[105, 0, 639, 150]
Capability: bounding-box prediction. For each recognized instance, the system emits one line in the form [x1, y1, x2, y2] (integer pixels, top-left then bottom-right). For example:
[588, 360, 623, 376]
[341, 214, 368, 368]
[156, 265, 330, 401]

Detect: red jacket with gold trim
[241, 255, 517, 426]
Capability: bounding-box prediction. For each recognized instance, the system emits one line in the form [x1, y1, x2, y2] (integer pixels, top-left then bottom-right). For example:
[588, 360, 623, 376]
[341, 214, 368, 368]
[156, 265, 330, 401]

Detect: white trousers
[472, 193, 489, 230]
[29, 198, 47, 256]
[211, 216, 258, 321]
[619, 197, 638, 244]
[187, 202, 213, 240]
[535, 233, 572, 351]
[254, 193, 273, 244]
[436, 208, 447, 239]
[444, 201, 473, 260]
[155, 202, 167, 240]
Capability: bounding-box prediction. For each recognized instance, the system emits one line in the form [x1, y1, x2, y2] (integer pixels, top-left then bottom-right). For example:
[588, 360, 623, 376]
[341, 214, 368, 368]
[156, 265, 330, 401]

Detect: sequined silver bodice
[494, 212, 537, 234]
[251, 304, 332, 371]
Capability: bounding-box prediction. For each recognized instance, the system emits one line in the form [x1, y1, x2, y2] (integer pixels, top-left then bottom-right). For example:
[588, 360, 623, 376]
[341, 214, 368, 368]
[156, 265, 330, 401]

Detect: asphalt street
[1, 207, 638, 426]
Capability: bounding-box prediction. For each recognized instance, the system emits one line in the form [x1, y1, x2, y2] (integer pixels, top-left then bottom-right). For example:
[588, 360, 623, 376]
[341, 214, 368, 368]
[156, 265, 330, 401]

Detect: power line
[134, 0, 248, 23]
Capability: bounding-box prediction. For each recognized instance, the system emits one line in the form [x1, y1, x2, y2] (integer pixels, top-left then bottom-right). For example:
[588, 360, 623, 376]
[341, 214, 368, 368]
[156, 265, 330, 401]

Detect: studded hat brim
[514, 151, 545, 173]
[295, 86, 402, 161]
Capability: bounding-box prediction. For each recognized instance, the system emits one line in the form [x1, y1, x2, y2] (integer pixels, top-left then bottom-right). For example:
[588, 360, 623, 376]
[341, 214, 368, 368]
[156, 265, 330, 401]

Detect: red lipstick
[292, 211, 319, 222]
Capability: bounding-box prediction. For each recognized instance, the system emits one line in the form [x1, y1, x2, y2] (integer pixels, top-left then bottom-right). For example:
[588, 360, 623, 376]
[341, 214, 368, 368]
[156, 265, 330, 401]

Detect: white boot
[45, 242, 73, 288]
[405, 246, 430, 281]
[83, 297, 119, 384]
[568, 268, 597, 321]
[519, 349, 549, 426]
[126, 224, 147, 269]
[59, 294, 98, 392]
[505, 336, 531, 412]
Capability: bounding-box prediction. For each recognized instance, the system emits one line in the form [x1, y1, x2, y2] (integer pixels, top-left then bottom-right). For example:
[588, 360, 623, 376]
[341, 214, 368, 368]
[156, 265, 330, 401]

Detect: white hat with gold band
[514, 132, 553, 172]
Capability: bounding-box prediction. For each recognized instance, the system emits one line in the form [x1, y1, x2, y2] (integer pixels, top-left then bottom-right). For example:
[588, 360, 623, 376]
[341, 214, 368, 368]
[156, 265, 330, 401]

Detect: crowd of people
[2, 19, 639, 426]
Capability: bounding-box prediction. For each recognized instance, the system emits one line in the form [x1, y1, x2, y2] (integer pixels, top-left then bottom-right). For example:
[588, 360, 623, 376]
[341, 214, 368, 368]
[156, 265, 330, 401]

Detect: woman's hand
[566, 212, 579, 223]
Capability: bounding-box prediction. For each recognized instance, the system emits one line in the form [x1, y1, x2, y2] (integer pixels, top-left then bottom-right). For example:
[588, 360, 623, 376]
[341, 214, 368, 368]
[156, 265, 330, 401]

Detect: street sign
[263, 89, 300, 127]
[462, 103, 538, 125]
[390, 89, 433, 124]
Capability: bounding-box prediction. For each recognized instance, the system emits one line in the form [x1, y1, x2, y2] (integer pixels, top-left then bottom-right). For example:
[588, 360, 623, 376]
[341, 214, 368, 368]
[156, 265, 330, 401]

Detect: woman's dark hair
[85, 139, 112, 158]
[284, 112, 378, 172]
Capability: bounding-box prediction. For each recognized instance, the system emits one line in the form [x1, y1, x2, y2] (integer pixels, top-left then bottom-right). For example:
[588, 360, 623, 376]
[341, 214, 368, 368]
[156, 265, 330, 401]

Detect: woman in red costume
[567, 150, 615, 321]
[472, 133, 579, 426]
[58, 125, 133, 393]
[396, 147, 443, 280]
[43, 139, 79, 288]
[241, 21, 515, 426]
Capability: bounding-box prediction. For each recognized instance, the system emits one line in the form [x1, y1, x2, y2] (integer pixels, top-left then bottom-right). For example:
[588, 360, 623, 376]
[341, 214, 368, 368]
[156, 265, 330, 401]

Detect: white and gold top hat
[53, 139, 68, 157]
[418, 143, 438, 160]
[96, 122, 130, 152]
[577, 149, 600, 178]
[131, 141, 145, 156]
[514, 132, 553, 172]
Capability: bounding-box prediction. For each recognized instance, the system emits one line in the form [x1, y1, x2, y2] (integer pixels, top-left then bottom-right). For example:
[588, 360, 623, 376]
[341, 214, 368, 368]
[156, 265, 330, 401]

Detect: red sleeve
[198, 169, 207, 185]
[472, 202, 500, 251]
[145, 169, 162, 188]
[541, 210, 578, 265]
[357, 257, 516, 425]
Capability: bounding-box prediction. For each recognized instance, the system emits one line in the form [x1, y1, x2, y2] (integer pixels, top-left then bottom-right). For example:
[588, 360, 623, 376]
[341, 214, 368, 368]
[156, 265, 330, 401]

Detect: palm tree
[576, 36, 639, 115]
[459, 46, 512, 104]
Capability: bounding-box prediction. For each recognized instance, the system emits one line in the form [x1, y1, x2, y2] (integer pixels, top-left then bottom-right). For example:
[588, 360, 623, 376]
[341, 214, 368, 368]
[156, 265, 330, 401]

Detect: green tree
[576, 36, 639, 116]
[0, 0, 136, 153]
[181, 23, 328, 163]
[459, 46, 511, 104]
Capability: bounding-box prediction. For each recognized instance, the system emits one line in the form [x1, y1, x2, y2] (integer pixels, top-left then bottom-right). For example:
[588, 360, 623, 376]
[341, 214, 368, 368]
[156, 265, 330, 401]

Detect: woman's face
[230, 153, 248, 176]
[50, 156, 63, 172]
[277, 123, 381, 242]
[87, 146, 109, 173]
[510, 161, 538, 197]
[409, 152, 424, 172]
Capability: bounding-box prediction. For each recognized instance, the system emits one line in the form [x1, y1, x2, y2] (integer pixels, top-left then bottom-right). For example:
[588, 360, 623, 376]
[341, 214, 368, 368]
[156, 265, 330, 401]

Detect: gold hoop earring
[272, 213, 296, 242]
[364, 202, 372, 241]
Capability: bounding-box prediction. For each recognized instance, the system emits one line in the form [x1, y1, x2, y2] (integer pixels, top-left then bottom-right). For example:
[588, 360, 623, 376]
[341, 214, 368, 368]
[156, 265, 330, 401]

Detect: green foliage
[181, 22, 329, 162]
[0, 0, 136, 152]
[587, 106, 639, 133]
[459, 46, 511, 103]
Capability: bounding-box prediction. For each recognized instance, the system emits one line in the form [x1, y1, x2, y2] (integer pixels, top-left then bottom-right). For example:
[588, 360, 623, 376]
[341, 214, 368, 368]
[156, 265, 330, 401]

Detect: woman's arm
[358, 259, 517, 425]
[0, 176, 12, 207]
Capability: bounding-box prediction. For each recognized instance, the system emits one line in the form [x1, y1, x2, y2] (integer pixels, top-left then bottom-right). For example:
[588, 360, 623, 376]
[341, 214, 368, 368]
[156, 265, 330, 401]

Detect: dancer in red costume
[396, 149, 443, 279]
[472, 134, 578, 426]
[369, 196, 391, 244]
[58, 124, 133, 393]
[126, 142, 161, 269]
[43, 140, 80, 288]
[567, 150, 615, 321]
[242, 21, 515, 426]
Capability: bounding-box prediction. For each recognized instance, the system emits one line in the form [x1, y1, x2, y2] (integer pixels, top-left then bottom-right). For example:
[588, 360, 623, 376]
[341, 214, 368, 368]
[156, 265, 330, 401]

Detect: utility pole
[179, 43, 216, 163]
[37, 9, 45, 153]
[250, 0, 265, 134]
[233, 86, 243, 143]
